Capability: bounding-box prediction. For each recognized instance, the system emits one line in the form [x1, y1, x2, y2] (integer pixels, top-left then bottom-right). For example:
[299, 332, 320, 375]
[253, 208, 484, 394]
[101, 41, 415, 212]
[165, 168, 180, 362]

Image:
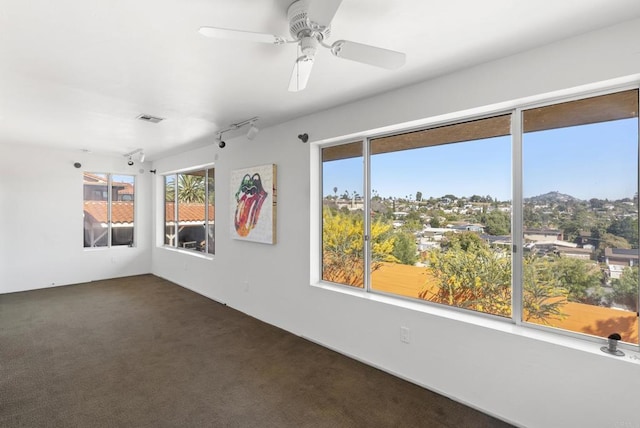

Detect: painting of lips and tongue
[230, 164, 277, 244]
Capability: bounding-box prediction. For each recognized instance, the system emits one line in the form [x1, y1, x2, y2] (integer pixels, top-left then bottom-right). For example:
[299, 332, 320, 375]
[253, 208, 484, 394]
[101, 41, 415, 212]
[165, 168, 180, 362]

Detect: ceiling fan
[198, 0, 406, 92]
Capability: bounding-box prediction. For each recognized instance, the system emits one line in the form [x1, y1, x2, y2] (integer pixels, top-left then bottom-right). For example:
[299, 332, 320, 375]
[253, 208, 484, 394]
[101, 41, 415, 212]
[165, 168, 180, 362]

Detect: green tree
[440, 231, 484, 251]
[611, 266, 638, 312]
[322, 207, 397, 287]
[480, 210, 511, 236]
[177, 174, 205, 203]
[607, 217, 639, 248]
[420, 237, 512, 316]
[600, 232, 632, 250]
[392, 231, 418, 265]
[521, 256, 570, 323]
[546, 257, 602, 304]
[420, 234, 567, 322]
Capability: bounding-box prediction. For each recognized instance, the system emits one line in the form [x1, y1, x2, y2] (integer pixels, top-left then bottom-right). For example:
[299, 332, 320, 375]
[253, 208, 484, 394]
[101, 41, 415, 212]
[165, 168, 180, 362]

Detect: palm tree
[170, 174, 205, 203]
[179, 174, 205, 202]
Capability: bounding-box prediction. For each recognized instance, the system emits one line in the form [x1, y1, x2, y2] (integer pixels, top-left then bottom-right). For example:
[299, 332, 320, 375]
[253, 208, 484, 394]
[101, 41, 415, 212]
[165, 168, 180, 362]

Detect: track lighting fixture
[215, 133, 226, 148]
[215, 116, 259, 148]
[123, 148, 144, 165]
[298, 133, 309, 143]
[247, 122, 259, 140]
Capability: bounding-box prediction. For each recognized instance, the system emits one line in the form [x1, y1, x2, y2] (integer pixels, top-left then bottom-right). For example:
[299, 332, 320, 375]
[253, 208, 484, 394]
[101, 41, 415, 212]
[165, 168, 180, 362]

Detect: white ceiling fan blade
[307, 0, 343, 28]
[198, 26, 286, 44]
[330, 40, 406, 69]
[288, 56, 314, 92]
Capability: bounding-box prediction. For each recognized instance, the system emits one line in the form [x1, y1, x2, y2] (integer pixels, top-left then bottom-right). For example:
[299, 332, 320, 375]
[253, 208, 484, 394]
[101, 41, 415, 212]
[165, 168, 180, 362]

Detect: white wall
[0, 143, 152, 293]
[152, 18, 640, 428]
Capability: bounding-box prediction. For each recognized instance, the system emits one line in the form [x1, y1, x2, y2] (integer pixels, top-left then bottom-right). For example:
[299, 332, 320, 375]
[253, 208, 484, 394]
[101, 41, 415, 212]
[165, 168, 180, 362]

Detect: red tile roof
[83, 201, 214, 224]
[83, 201, 133, 224]
[164, 202, 214, 222]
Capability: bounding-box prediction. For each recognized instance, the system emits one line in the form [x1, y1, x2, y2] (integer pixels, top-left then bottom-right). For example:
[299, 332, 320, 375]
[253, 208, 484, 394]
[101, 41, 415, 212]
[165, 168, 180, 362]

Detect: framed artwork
[230, 164, 277, 244]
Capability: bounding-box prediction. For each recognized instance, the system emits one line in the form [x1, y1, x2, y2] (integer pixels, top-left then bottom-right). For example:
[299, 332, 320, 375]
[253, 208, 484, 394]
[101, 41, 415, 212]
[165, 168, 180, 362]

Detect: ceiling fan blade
[198, 26, 286, 44]
[288, 56, 314, 92]
[330, 40, 406, 69]
[307, 0, 343, 28]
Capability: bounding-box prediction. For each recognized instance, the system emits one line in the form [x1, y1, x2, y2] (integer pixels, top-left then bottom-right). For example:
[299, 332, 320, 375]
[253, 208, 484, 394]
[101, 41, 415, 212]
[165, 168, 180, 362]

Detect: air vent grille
[136, 114, 164, 124]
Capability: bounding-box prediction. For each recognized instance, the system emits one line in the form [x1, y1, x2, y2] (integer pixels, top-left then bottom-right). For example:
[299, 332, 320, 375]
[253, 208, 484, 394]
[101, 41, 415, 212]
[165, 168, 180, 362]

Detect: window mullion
[363, 137, 372, 293]
[174, 175, 179, 248]
[205, 170, 209, 253]
[107, 174, 113, 247]
[512, 109, 524, 325]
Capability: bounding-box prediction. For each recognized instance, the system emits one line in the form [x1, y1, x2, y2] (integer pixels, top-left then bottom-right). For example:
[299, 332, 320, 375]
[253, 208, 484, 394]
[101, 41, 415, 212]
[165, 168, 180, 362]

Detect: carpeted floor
[0, 275, 513, 427]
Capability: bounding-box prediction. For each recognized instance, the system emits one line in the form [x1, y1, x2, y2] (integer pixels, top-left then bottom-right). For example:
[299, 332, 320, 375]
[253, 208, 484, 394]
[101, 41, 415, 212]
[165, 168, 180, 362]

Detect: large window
[320, 88, 639, 346]
[164, 168, 215, 254]
[522, 90, 639, 341]
[83, 172, 135, 247]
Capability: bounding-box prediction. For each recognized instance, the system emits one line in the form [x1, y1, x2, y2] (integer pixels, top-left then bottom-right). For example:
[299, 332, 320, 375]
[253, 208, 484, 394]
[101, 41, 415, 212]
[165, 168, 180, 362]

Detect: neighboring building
[524, 228, 563, 242]
[605, 247, 639, 279]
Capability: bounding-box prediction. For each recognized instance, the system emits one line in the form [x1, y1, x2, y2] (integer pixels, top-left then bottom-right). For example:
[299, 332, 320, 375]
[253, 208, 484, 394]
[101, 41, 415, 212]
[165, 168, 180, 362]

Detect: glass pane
[322, 142, 365, 287]
[369, 116, 513, 318]
[165, 175, 176, 246]
[111, 175, 135, 246]
[207, 168, 215, 255]
[83, 172, 109, 247]
[523, 89, 639, 345]
[176, 171, 206, 252]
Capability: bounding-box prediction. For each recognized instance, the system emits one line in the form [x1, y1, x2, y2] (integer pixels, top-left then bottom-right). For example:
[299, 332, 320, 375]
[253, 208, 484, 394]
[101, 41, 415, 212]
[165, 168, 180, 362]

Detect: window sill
[160, 245, 214, 260]
[311, 281, 640, 365]
[83, 245, 137, 251]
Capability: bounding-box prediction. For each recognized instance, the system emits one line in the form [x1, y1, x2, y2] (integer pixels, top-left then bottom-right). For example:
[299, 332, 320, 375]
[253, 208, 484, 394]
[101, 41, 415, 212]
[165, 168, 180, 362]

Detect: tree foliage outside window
[322, 207, 397, 287]
[164, 168, 214, 254]
[320, 89, 639, 345]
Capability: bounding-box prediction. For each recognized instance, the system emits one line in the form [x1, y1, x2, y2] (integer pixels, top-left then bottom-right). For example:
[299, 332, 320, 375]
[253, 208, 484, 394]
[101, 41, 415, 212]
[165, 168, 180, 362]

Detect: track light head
[218, 140, 226, 148]
[127, 156, 134, 166]
[139, 152, 145, 163]
[247, 123, 259, 140]
[298, 133, 309, 143]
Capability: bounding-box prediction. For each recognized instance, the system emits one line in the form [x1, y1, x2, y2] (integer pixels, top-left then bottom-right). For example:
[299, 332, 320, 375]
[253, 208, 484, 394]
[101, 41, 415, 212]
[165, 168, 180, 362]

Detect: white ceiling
[1, 0, 640, 160]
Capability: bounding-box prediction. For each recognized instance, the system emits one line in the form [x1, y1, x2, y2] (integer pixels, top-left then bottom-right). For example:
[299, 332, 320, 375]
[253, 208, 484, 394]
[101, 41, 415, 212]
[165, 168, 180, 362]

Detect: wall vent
[136, 114, 164, 124]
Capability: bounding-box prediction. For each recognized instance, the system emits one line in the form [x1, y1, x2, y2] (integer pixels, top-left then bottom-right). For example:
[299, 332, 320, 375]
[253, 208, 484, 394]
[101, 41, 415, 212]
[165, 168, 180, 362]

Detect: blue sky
[323, 118, 638, 201]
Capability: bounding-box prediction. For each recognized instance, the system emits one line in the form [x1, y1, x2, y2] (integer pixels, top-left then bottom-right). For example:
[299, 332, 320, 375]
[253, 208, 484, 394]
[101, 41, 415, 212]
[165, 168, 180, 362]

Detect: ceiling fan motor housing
[287, 0, 331, 41]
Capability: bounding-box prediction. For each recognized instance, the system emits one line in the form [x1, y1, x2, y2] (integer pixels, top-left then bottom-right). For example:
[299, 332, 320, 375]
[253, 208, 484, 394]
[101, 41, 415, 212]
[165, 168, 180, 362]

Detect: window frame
[316, 84, 640, 350]
[83, 172, 136, 249]
[162, 166, 215, 256]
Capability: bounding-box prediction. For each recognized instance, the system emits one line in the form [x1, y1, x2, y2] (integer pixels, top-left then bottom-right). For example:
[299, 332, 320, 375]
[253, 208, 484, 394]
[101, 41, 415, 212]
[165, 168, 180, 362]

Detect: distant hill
[525, 191, 582, 204]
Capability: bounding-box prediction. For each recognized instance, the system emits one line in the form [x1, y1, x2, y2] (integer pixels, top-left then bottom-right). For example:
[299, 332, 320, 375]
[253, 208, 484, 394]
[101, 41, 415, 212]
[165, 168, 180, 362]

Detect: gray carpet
[0, 275, 513, 427]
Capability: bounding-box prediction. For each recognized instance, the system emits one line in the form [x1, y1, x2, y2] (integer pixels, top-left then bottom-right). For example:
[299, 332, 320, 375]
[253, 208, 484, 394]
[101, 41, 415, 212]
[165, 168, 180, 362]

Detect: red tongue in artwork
[234, 173, 268, 237]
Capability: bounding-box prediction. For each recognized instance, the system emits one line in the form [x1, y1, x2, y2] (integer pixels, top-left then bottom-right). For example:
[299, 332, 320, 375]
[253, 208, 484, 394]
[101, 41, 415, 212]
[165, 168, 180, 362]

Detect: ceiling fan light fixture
[199, 0, 405, 92]
[289, 55, 314, 92]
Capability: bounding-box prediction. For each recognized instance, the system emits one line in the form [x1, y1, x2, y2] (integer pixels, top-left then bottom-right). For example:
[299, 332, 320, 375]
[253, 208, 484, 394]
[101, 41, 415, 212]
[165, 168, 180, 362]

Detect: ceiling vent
[136, 114, 164, 124]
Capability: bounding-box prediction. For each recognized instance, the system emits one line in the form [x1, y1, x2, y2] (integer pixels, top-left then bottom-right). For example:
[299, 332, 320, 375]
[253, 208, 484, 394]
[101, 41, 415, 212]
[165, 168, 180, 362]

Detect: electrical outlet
[400, 326, 410, 344]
